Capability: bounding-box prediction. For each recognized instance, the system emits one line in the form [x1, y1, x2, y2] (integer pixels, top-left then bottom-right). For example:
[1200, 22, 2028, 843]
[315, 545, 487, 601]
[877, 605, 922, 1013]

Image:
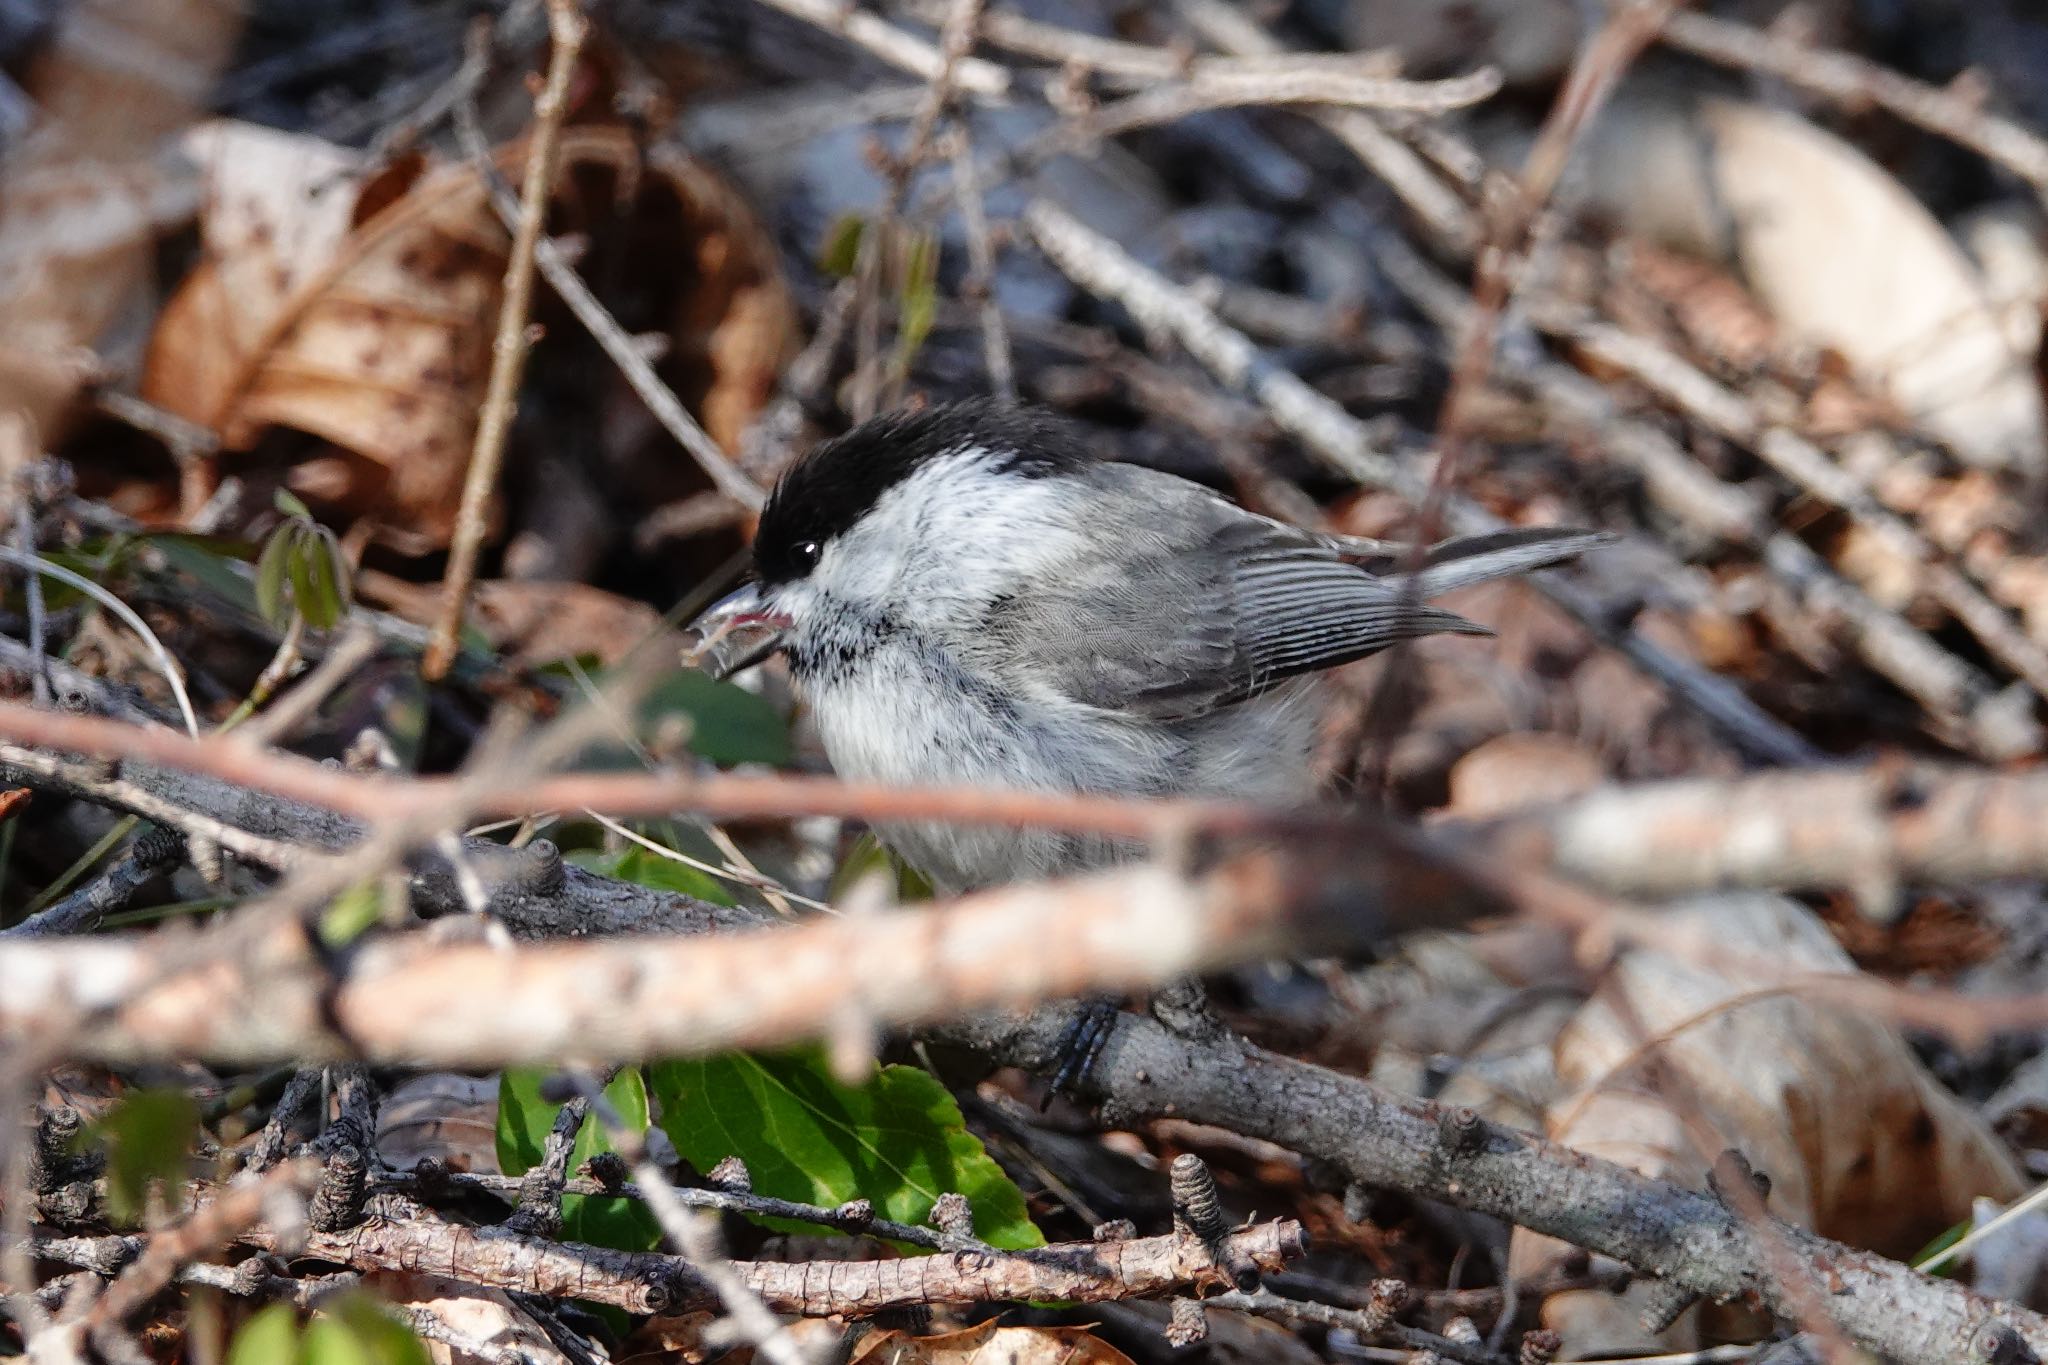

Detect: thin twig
[1162, 0, 1480, 253]
[424, 0, 589, 681]
[1554, 315, 2048, 704]
[234, 623, 380, 749]
[1036, 64, 1502, 156]
[748, 0, 1010, 96]
[1660, 8, 2048, 202]
[0, 742, 300, 868]
[2, 825, 183, 938]
[946, 128, 1016, 402]
[22, 703, 2048, 891]
[1209, 1287, 1510, 1365]
[11, 503, 48, 708]
[453, 102, 767, 510]
[574, 1074, 815, 1365]
[850, 0, 988, 418]
[0, 549, 200, 737]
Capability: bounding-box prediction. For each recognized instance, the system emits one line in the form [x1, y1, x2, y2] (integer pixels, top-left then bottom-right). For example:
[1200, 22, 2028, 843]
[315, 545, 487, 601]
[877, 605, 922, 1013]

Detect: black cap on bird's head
[689, 400, 1092, 676]
[752, 400, 1092, 586]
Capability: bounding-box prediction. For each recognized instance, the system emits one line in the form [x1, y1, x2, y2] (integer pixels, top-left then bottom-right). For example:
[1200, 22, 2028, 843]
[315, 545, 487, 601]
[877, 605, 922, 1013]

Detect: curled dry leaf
[0, 0, 242, 442]
[1514, 892, 2025, 1352]
[141, 120, 792, 551]
[849, 1322, 1138, 1365]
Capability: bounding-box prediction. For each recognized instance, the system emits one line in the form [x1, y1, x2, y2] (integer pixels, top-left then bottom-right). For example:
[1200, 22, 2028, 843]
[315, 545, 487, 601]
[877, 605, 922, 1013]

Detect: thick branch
[930, 1006, 2048, 1365]
[0, 845, 1501, 1067]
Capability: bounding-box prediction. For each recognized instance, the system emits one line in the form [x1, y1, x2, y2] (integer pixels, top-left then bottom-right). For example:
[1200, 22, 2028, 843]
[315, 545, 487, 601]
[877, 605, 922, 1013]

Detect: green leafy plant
[496, 1068, 660, 1252]
[255, 490, 352, 630]
[499, 852, 1039, 1253]
[569, 845, 733, 907]
[227, 1296, 429, 1365]
[637, 671, 792, 767]
[818, 212, 866, 278]
[649, 1047, 1042, 1250]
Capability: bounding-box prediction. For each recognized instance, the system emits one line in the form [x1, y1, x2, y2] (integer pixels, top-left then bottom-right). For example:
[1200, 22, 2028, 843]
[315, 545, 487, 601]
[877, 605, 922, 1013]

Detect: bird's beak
[686, 583, 792, 680]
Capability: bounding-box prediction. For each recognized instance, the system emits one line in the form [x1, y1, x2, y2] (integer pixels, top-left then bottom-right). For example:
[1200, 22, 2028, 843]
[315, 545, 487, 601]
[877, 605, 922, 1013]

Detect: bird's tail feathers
[1405, 527, 1614, 598]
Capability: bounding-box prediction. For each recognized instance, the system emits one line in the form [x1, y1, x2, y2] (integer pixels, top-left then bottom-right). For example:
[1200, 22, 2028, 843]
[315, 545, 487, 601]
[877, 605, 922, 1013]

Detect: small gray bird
[694, 401, 1607, 894]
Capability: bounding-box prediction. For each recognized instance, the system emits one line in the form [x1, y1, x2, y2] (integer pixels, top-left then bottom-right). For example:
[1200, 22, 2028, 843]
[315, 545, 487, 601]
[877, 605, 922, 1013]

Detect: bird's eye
[791, 540, 822, 573]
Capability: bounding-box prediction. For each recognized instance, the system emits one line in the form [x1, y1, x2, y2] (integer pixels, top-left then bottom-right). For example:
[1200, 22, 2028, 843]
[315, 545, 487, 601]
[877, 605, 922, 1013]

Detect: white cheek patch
[811, 448, 1087, 620]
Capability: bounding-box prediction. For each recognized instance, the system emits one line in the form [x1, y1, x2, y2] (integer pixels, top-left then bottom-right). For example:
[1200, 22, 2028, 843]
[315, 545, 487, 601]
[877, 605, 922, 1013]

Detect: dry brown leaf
[1514, 892, 2025, 1352]
[0, 0, 242, 442]
[848, 1322, 1137, 1364]
[141, 120, 791, 550]
[374, 1073, 501, 1174]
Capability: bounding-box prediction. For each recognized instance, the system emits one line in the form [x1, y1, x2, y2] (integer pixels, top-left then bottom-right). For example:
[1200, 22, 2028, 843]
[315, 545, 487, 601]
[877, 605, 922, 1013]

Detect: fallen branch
[0, 844, 1502, 1067]
[26, 1209, 1307, 1318]
[929, 1005, 2048, 1365]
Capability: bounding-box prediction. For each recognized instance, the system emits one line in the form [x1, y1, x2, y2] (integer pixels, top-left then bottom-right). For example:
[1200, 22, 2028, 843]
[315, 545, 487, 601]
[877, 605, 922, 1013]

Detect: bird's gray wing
[975, 466, 1486, 720]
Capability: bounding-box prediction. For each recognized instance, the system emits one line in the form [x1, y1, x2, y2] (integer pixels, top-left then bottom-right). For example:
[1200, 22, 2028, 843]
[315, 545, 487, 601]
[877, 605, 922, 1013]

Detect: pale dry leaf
[1513, 892, 2025, 1351]
[0, 0, 241, 442]
[143, 118, 498, 547]
[848, 1322, 1137, 1364]
[364, 1272, 562, 1365]
[1701, 99, 2047, 472]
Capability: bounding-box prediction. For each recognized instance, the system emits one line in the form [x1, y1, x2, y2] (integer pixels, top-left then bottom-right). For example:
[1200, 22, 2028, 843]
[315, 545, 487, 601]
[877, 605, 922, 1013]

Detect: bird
[691, 399, 1610, 896]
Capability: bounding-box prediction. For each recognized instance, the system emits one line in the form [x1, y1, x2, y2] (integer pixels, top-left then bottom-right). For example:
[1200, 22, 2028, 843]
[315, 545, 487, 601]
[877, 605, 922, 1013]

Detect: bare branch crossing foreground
[14, 702, 2048, 901]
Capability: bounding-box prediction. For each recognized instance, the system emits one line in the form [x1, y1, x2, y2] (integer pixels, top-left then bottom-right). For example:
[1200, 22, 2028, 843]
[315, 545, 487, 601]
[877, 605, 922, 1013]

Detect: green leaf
[650, 1047, 1041, 1249]
[1912, 1215, 1972, 1277]
[818, 212, 867, 278]
[287, 528, 324, 627]
[893, 229, 940, 374]
[297, 527, 350, 629]
[254, 525, 294, 627]
[319, 882, 384, 948]
[316, 1295, 431, 1365]
[274, 488, 313, 521]
[640, 670, 791, 767]
[830, 833, 934, 903]
[89, 1088, 200, 1225]
[228, 1303, 300, 1365]
[227, 1295, 428, 1365]
[497, 1068, 660, 1252]
[570, 845, 734, 907]
[150, 533, 262, 612]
